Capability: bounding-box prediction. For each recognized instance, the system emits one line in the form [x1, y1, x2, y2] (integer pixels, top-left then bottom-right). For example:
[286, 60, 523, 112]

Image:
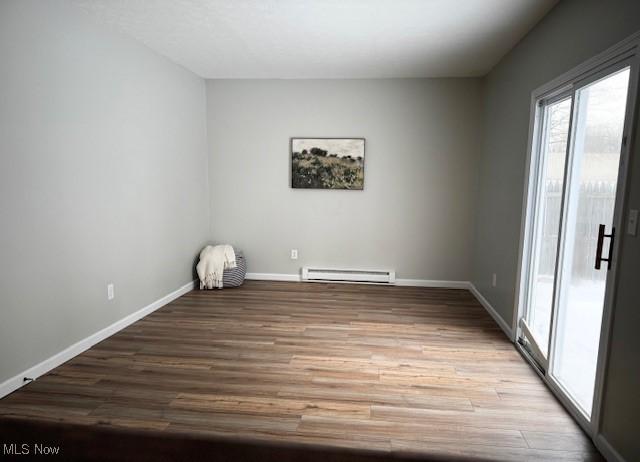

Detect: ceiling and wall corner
[57, 0, 562, 285]
[68, 0, 558, 79]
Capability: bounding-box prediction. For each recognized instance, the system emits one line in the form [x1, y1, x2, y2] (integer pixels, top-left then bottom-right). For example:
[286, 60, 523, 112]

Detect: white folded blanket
[196, 244, 236, 289]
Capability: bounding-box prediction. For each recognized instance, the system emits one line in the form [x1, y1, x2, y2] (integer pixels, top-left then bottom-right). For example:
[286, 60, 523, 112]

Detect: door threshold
[514, 341, 592, 437]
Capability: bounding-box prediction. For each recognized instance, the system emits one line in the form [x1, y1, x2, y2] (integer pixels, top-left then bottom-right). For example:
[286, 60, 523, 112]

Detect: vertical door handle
[595, 224, 615, 270]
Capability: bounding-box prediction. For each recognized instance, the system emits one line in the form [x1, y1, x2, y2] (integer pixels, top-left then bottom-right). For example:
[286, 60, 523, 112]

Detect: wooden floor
[0, 281, 602, 461]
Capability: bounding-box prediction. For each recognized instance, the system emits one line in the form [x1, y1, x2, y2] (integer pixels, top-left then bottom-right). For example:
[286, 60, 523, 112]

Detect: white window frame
[514, 31, 640, 439]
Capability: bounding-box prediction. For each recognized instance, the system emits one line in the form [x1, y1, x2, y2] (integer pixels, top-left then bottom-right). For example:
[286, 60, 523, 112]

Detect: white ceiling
[69, 0, 558, 79]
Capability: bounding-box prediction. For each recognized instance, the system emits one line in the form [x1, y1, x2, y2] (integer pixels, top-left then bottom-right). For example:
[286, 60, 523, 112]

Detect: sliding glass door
[551, 68, 630, 416]
[521, 96, 572, 367]
[519, 62, 634, 424]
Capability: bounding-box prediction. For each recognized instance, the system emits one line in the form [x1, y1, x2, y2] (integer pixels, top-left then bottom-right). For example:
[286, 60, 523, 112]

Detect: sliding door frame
[514, 31, 640, 438]
[519, 89, 574, 372]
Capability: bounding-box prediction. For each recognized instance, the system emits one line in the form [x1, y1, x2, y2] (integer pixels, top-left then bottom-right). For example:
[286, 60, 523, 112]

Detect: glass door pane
[552, 67, 630, 416]
[522, 97, 572, 362]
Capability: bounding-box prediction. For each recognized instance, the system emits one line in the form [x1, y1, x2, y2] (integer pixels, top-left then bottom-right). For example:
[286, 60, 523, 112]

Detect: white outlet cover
[290, 249, 298, 260]
[107, 284, 115, 300]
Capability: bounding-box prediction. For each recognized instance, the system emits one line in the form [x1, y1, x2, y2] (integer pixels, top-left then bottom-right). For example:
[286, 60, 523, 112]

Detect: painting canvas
[291, 138, 365, 190]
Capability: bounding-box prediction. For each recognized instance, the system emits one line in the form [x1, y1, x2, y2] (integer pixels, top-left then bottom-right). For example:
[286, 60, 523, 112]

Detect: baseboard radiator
[301, 267, 396, 284]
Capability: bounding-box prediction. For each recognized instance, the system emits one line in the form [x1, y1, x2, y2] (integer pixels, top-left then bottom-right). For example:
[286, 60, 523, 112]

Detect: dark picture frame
[290, 137, 365, 190]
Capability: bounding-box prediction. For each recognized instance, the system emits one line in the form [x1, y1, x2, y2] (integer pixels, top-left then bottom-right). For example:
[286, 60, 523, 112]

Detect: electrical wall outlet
[290, 249, 298, 260]
[107, 283, 115, 301]
[492, 273, 497, 287]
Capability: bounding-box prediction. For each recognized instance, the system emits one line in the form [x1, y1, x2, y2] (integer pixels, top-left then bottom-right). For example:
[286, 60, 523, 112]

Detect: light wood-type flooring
[0, 281, 603, 461]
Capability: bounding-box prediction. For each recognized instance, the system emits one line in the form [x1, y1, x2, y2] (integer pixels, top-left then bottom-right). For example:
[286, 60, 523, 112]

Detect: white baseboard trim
[245, 272, 301, 282]
[246, 272, 470, 289]
[0, 280, 196, 400]
[396, 279, 471, 289]
[468, 283, 514, 341]
[595, 433, 627, 462]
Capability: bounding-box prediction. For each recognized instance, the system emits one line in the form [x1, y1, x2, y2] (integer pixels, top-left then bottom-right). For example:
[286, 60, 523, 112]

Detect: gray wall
[0, 0, 209, 384]
[472, 0, 640, 459]
[206, 79, 481, 281]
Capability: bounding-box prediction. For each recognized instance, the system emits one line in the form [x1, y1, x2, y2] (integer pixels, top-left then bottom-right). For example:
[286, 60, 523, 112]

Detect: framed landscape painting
[291, 138, 365, 190]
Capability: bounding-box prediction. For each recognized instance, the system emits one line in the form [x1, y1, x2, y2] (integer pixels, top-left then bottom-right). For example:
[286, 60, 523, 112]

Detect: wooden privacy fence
[538, 180, 616, 281]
